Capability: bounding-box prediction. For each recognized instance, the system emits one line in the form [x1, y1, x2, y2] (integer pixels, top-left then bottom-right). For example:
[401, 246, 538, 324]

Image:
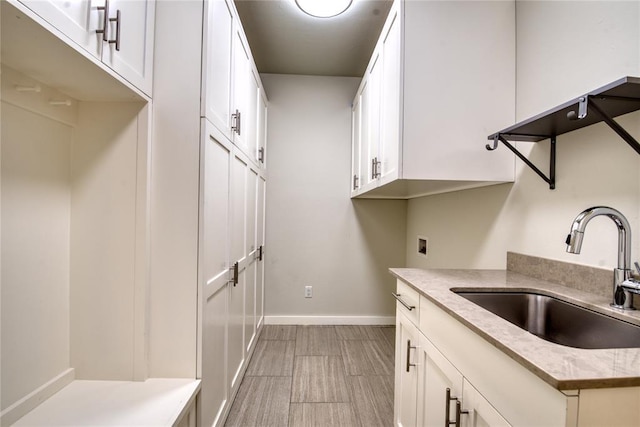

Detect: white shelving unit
[1, 1, 199, 425]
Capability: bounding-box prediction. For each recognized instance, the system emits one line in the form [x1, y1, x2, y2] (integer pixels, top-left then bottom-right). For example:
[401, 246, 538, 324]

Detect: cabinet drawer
[394, 280, 419, 325]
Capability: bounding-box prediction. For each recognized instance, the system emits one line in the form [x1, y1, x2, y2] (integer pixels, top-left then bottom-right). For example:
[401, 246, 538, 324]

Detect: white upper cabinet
[363, 51, 382, 193]
[16, 0, 102, 57]
[351, 0, 516, 199]
[378, 8, 401, 186]
[17, 0, 155, 96]
[257, 90, 268, 168]
[203, 0, 266, 169]
[101, 0, 155, 96]
[203, 0, 234, 139]
[351, 97, 361, 191]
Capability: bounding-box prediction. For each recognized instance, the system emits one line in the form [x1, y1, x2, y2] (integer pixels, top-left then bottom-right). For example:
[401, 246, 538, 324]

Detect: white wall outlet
[418, 236, 428, 258]
[304, 285, 313, 298]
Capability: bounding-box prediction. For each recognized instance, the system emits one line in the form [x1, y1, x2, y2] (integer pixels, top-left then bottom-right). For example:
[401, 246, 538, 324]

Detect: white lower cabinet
[461, 380, 511, 427]
[416, 334, 464, 427]
[200, 122, 233, 427]
[415, 334, 510, 427]
[396, 303, 509, 427]
[396, 279, 640, 427]
[199, 120, 266, 427]
[394, 312, 419, 427]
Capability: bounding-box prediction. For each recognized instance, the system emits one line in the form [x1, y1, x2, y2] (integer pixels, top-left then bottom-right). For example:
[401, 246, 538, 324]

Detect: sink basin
[453, 290, 640, 349]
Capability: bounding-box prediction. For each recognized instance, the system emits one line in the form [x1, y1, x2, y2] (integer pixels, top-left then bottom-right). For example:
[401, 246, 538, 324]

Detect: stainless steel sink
[453, 290, 640, 349]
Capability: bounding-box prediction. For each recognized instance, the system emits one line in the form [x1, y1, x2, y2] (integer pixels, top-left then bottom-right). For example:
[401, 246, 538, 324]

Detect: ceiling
[234, 0, 393, 77]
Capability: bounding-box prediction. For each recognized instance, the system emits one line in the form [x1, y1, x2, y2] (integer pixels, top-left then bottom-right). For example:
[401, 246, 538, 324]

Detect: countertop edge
[389, 268, 640, 391]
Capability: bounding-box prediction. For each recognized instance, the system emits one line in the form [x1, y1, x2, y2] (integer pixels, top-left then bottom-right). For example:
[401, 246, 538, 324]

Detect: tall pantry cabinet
[153, 1, 268, 426]
[2, 0, 198, 426]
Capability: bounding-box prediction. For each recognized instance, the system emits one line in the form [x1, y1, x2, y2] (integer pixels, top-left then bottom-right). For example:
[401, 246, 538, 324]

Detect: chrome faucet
[566, 206, 635, 310]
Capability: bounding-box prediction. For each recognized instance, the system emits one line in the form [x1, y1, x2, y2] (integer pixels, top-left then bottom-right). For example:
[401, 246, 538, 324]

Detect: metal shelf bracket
[486, 77, 640, 190]
[570, 95, 640, 156]
[487, 134, 556, 190]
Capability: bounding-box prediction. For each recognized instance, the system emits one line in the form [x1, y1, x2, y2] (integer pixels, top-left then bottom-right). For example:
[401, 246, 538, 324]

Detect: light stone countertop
[390, 268, 640, 390]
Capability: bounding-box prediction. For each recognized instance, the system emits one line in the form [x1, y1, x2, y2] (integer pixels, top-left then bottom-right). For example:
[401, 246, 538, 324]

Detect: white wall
[262, 74, 407, 323]
[406, 1, 640, 272]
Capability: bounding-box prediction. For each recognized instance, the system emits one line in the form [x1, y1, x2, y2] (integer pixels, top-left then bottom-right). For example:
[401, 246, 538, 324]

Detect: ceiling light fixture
[295, 0, 353, 18]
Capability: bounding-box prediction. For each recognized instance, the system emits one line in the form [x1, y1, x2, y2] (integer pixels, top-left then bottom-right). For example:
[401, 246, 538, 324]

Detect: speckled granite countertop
[390, 268, 640, 390]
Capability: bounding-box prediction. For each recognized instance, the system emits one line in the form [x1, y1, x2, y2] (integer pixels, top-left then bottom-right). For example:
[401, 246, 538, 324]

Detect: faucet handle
[622, 278, 640, 295]
[634, 261, 640, 275]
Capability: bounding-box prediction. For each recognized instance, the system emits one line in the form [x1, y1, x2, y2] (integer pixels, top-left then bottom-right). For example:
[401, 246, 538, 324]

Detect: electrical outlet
[304, 285, 313, 298]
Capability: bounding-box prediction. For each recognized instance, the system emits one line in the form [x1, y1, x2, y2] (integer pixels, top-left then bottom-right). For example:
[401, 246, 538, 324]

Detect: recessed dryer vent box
[417, 236, 428, 258]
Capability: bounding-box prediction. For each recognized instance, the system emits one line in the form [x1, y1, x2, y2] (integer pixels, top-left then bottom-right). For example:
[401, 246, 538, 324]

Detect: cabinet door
[394, 312, 419, 427]
[244, 165, 259, 355]
[379, 2, 401, 185]
[101, 0, 155, 95]
[351, 97, 361, 194]
[228, 149, 248, 393]
[203, 0, 234, 139]
[244, 69, 260, 165]
[417, 334, 464, 427]
[231, 28, 251, 150]
[18, 0, 102, 58]
[462, 380, 511, 427]
[358, 80, 375, 192]
[200, 122, 232, 427]
[363, 51, 382, 190]
[257, 90, 268, 169]
[255, 175, 266, 328]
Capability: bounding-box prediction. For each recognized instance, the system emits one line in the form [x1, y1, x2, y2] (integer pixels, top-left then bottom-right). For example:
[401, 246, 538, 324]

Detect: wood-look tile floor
[225, 325, 395, 427]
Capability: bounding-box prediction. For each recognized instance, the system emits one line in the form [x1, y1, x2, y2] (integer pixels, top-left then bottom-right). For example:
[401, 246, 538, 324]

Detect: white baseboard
[1, 367, 75, 426]
[264, 315, 395, 326]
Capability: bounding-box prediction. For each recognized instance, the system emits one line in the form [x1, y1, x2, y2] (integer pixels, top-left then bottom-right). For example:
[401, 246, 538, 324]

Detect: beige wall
[260, 1, 640, 321]
[262, 74, 407, 323]
[406, 1, 640, 271]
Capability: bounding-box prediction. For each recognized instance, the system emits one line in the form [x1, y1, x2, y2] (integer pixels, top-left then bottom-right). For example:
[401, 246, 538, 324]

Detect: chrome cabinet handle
[455, 400, 468, 427]
[445, 388, 453, 427]
[445, 388, 468, 427]
[97, 0, 121, 51]
[405, 339, 416, 372]
[392, 292, 415, 311]
[96, 0, 110, 41]
[353, 174, 359, 190]
[107, 9, 121, 51]
[371, 157, 381, 179]
[231, 110, 242, 135]
[229, 262, 239, 286]
[258, 147, 265, 163]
